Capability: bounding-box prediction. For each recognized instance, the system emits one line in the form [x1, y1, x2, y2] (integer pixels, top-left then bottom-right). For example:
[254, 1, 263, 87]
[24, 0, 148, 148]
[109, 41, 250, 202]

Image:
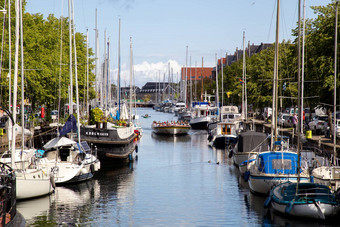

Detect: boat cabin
[255, 152, 300, 175]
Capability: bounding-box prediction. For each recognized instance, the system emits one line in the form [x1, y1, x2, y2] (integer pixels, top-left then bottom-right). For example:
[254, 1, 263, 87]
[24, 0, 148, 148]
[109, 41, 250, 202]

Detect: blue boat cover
[258, 152, 299, 174]
[59, 114, 77, 136]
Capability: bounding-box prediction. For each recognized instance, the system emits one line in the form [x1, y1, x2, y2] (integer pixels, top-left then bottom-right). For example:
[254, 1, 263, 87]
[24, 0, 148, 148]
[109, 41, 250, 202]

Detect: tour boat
[152, 121, 190, 135]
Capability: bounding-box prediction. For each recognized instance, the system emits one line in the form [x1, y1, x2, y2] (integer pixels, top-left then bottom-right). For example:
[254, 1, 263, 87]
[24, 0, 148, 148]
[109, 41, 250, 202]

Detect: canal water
[17, 108, 337, 226]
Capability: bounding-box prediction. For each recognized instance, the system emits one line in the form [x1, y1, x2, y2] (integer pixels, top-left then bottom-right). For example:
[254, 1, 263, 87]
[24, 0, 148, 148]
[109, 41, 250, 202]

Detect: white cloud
[111, 59, 182, 88]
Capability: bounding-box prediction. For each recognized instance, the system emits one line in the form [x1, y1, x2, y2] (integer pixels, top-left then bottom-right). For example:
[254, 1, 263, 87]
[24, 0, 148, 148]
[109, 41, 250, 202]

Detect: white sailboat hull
[312, 166, 340, 191]
[16, 169, 54, 200]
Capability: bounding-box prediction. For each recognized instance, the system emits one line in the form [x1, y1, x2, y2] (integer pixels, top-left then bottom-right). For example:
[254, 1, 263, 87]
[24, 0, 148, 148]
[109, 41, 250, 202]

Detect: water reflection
[151, 132, 191, 143]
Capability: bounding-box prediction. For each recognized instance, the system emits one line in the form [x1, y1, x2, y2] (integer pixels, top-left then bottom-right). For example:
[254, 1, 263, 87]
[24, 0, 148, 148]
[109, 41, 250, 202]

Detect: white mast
[8, 0, 11, 112]
[103, 30, 107, 110]
[242, 31, 246, 121]
[8, 0, 12, 151]
[19, 0, 24, 154]
[334, 1, 339, 165]
[71, 0, 81, 141]
[68, 0, 73, 116]
[185, 46, 188, 106]
[221, 51, 224, 107]
[118, 18, 121, 119]
[11, 0, 20, 168]
[300, 0, 306, 132]
[271, 0, 280, 149]
[129, 37, 133, 122]
[215, 54, 219, 117]
[95, 9, 100, 106]
[86, 29, 89, 115]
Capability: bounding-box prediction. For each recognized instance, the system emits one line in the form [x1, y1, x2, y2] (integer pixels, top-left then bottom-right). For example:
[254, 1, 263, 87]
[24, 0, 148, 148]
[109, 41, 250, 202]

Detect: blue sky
[25, 0, 330, 87]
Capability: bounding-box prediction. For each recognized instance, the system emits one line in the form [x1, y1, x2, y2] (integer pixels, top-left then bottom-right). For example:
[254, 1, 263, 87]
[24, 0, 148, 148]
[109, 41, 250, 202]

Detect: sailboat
[38, 0, 100, 184]
[247, 0, 309, 196]
[80, 18, 136, 165]
[8, 0, 54, 199]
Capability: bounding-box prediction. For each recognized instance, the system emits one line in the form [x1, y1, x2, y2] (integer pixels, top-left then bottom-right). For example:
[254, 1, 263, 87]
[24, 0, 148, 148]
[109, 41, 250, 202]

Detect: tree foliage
[0, 0, 96, 115]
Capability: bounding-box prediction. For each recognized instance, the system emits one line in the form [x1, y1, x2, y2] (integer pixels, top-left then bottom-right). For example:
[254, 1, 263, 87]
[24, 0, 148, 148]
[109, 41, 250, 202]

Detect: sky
[25, 0, 331, 87]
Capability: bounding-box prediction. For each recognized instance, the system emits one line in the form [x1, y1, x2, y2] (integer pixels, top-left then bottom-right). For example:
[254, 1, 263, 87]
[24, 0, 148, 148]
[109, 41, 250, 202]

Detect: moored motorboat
[248, 151, 310, 195]
[152, 121, 190, 135]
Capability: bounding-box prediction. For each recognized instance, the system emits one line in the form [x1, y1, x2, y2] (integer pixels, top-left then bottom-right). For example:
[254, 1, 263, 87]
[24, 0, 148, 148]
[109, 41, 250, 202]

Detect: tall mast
[11, 0, 20, 168]
[118, 18, 121, 120]
[68, 0, 73, 115]
[71, 0, 81, 141]
[190, 56, 192, 105]
[301, 0, 306, 132]
[103, 30, 107, 110]
[242, 31, 246, 121]
[185, 46, 188, 106]
[19, 0, 24, 154]
[95, 9, 99, 105]
[129, 37, 133, 122]
[271, 0, 280, 149]
[86, 29, 89, 115]
[215, 54, 219, 118]
[107, 38, 110, 107]
[201, 57, 204, 101]
[8, 0, 11, 113]
[8, 0, 12, 151]
[221, 51, 224, 107]
[334, 1, 339, 165]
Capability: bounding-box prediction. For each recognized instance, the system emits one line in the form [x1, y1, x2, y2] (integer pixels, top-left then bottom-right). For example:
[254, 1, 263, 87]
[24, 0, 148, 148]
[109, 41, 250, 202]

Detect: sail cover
[59, 114, 78, 137]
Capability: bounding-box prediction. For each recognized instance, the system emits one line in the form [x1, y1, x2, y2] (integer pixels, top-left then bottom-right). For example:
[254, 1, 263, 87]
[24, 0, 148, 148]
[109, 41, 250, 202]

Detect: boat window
[272, 159, 292, 171]
[201, 110, 205, 116]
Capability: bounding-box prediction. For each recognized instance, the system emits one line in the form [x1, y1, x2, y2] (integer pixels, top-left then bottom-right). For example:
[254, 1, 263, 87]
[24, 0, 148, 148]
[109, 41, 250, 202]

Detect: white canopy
[43, 137, 77, 150]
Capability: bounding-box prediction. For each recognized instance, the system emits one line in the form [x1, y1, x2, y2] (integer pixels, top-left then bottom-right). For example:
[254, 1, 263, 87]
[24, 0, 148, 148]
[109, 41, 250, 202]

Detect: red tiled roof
[181, 67, 213, 81]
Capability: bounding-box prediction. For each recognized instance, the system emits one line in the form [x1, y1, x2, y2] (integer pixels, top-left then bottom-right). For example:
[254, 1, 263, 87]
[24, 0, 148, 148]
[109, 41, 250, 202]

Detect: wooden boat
[266, 182, 340, 219]
[152, 121, 190, 135]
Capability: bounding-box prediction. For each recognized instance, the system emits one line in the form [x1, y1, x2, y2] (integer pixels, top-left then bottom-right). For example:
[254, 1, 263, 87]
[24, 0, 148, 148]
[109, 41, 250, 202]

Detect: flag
[239, 78, 244, 84]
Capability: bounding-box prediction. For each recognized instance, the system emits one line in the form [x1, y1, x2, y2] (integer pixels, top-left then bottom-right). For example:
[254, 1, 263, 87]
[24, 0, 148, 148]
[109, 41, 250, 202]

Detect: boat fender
[135, 145, 138, 153]
[90, 164, 95, 174]
[129, 154, 133, 161]
[50, 175, 56, 189]
[285, 201, 294, 214]
[243, 171, 250, 182]
[310, 175, 314, 183]
[228, 150, 233, 158]
[264, 196, 271, 208]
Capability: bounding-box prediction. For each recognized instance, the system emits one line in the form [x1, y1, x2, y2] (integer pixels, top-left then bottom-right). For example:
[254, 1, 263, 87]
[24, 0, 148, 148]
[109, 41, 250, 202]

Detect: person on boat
[292, 114, 298, 130]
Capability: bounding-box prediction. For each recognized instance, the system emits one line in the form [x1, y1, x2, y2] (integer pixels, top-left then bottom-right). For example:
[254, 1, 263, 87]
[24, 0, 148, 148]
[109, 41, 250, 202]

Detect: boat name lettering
[85, 131, 109, 137]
